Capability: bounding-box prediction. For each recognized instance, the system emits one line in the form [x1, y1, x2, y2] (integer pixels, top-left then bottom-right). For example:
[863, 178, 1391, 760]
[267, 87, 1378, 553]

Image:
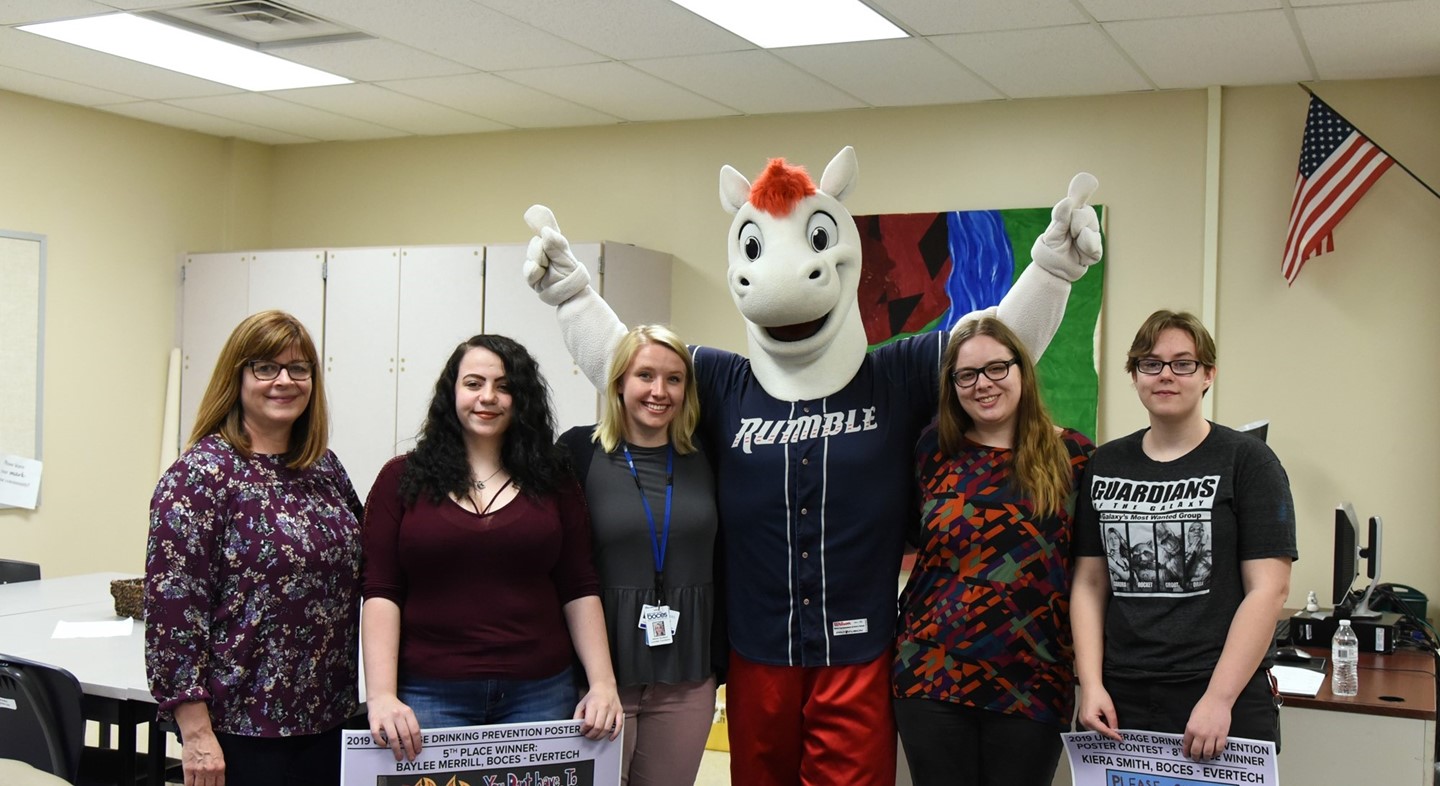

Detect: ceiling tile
[630, 50, 866, 115]
[475, 0, 752, 59]
[1296, 0, 1440, 79]
[94, 0, 217, 8]
[284, 0, 607, 71]
[1079, 0, 1279, 22]
[775, 38, 1002, 107]
[1290, 0, 1412, 5]
[97, 100, 316, 144]
[166, 92, 411, 140]
[0, 63, 136, 105]
[276, 38, 476, 82]
[381, 72, 622, 128]
[502, 62, 739, 122]
[0, 0, 112, 25]
[933, 24, 1150, 99]
[272, 82, 510, 134]
[1103, 10, 1312, 88]
[870, 0, 1087, 35]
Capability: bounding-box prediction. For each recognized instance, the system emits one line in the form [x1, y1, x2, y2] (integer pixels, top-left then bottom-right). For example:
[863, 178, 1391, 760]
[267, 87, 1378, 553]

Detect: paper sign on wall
[0, 453, 42, 509]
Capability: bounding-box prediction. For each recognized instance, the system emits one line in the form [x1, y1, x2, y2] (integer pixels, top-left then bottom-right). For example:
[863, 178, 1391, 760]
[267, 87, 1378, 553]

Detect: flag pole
[1297, 83, 1440, 202]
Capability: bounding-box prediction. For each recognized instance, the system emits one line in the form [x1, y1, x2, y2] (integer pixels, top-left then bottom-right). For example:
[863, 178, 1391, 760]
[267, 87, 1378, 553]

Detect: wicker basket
[110, 578, 144, 619]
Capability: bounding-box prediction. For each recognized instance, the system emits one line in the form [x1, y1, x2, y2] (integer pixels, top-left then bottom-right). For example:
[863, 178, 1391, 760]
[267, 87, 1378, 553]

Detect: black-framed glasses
[951, 358, 1018, 388]
[247, 360, 314, 381]
[1135, 358, 1202, 376]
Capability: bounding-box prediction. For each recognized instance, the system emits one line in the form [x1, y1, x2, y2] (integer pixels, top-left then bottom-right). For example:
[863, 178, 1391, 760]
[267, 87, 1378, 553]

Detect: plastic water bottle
[1331, 619, 1359, 697]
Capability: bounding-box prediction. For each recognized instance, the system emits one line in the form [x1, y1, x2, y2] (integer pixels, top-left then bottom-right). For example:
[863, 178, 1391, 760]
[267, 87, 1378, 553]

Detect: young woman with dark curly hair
[361, 334, 621, 760]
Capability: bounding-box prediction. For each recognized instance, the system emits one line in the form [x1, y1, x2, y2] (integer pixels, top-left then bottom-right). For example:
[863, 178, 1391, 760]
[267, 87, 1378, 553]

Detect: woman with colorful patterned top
[892, 316, 1094, 786]
[146, 310, 363, 786]
[362, 334, 622, 763]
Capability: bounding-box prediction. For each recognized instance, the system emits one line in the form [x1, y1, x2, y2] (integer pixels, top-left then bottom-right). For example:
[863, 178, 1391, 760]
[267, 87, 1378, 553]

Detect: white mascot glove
[523, 205, 591, 306]
[1031, 173, 1102, 283]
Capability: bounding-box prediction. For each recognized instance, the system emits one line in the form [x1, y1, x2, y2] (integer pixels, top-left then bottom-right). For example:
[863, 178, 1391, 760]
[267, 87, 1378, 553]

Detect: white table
[0, 572, 133, 617]
[0, 574, 165, 785]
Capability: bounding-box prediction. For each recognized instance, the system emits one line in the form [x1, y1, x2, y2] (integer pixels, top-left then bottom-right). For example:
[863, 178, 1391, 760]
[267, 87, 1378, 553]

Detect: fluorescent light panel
[18, 13, 350, 92]
[671, 0, 907, 48]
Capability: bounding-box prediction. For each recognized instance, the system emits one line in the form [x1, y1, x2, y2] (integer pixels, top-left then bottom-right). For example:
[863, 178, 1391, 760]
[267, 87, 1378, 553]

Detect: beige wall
[4, 78, 1437, 615]
[0, 89, 273, 575]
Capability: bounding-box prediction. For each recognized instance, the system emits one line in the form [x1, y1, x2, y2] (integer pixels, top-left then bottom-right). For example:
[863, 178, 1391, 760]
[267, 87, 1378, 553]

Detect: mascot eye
[739, 222, 763, 261]
[807, 212, 839, 252]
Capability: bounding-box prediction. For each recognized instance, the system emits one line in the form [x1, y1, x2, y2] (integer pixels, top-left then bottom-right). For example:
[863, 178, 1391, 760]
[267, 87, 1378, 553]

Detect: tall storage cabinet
[178, 241, 668, 498]
[483, 241, 671, 435]
[179, 251, 324, 448]
[324, 246, 484, 499]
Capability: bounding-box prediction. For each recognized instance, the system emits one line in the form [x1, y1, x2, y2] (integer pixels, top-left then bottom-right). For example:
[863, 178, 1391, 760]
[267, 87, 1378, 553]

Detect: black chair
[0, 654, 84, 783]
[0, 558, 42, 584]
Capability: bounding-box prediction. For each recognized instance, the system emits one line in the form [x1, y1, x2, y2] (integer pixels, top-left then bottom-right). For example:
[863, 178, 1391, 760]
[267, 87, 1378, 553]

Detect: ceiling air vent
[144, 1, 372, 49]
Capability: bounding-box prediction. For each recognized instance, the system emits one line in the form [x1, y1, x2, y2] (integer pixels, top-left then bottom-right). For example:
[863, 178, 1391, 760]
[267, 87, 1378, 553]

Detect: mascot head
[719, 147, 866, 386]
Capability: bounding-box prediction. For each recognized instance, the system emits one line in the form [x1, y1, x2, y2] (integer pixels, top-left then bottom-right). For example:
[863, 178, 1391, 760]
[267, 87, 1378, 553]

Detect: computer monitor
[1332, 502, 1359, 607]
[1236, 419, 1269, 442]
[1332, 502, 1384, 618]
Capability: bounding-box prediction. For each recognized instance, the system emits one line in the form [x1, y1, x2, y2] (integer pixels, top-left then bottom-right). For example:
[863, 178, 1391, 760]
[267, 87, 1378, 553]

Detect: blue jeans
[399, 665, 578, 728]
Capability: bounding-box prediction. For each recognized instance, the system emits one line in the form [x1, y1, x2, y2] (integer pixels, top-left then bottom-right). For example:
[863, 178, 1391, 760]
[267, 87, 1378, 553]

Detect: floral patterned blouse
[145, 434, 363, 737]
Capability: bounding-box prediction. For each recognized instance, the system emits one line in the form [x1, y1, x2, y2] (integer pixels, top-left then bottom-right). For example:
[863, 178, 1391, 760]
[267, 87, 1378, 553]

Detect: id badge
[639, 604, 675, 647]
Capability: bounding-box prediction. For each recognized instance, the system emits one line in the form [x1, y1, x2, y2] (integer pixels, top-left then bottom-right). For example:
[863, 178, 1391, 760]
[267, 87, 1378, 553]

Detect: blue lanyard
[621, 443, 673, 602]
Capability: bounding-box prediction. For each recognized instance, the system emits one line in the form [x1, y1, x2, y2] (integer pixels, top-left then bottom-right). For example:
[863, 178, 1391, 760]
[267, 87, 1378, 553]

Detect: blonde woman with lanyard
[558, 325, 722, 786]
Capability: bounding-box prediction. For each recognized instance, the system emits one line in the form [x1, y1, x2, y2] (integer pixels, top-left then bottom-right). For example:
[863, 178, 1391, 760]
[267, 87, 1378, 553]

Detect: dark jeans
[211, 726, 342, 786]
[893, 698, 1064, 786]
[1104, 669, 1280, 750]
[399, 665, 577, 728]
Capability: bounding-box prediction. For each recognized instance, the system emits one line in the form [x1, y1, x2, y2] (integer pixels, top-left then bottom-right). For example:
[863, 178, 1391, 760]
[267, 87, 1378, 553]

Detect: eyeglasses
[951, 358, 1018, 388]
[1135, 358, 1202, 376]
[247, 360, 314, 381]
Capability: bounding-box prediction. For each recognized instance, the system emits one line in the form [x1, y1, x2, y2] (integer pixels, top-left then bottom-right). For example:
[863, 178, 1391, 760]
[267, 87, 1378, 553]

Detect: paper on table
[1272, 664, 1325, 696]
[53, 618, 135, 639]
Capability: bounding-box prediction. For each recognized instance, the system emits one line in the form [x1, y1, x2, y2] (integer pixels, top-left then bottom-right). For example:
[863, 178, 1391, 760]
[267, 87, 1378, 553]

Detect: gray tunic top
[572, 435, 719, 687]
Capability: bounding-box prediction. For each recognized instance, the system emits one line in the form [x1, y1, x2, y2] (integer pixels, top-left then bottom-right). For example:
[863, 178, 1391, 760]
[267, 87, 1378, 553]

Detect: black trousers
[893, 698, 1064, 786]
[211, 726, 343, 786]
[1103, 669, 1280, 750]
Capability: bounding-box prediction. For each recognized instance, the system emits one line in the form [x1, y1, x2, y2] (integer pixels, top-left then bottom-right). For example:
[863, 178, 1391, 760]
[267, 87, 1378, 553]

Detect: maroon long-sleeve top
[362, 455, 599, 681]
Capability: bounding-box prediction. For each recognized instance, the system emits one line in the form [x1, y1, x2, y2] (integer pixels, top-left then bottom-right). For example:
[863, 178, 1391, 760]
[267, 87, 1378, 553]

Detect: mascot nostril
[524, 145, 1101, 784]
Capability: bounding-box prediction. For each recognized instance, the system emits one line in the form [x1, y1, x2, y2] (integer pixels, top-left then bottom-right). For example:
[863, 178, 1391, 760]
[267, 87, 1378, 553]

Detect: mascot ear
[819, 146, 858, 202]
[719, 164, 751, 215]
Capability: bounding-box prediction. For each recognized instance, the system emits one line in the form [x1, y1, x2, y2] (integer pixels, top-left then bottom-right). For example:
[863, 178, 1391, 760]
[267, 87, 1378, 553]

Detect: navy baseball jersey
[693, 331, 945, 667]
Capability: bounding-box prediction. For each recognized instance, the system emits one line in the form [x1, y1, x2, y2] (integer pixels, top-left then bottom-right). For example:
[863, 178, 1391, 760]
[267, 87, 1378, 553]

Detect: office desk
[1277, 645, 1436, 784]
[0, 575, 167, 785]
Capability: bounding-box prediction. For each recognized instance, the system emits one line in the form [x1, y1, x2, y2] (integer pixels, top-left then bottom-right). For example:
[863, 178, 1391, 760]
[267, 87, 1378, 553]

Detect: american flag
[1281, 96, 1394, 284]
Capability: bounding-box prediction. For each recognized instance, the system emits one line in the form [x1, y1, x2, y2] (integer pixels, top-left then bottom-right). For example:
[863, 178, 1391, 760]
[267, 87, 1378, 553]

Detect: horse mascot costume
[524, 147, 1100, 785]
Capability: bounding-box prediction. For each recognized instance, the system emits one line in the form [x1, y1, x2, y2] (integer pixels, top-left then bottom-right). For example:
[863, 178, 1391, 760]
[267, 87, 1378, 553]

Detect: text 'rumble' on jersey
[694, 331, 945, 667]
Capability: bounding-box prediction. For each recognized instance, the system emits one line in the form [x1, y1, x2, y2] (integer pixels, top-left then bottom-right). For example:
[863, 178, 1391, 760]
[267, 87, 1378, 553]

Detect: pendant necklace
[472, 467, 503, 490]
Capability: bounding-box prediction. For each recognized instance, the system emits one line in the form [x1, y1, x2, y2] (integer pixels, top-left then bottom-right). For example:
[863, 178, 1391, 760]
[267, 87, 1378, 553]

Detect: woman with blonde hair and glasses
[893, 316, 1093, 786]
[146, 310, 363, 786]
[557, 325, 722, 786]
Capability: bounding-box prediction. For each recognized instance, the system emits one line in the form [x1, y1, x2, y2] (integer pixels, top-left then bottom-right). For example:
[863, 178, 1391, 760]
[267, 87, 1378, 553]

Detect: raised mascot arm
[523, 205, 628, 389]
[958, 172, 1102, 359]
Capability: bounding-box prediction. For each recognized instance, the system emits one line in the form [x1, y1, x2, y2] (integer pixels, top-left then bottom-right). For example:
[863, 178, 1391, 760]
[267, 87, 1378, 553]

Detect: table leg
[118, 701, 137, 786]
[147, 719, 166, 785]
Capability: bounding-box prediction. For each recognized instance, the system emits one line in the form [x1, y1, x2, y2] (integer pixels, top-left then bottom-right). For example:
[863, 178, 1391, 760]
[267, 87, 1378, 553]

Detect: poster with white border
[1063, 730, 1277, 786]
[341, 720, 621, 786]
